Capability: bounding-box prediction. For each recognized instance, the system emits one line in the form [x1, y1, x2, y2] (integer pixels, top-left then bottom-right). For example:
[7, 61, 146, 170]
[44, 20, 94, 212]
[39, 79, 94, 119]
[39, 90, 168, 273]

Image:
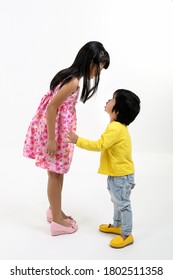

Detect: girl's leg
[59, 174, 70, 219]
[47, 174, 71, 220]
[47, 171, 70, 227]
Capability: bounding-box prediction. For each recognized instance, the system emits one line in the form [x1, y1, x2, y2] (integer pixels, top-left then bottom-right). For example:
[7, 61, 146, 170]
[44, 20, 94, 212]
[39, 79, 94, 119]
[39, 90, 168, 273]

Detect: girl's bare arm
[46, 78, 79, 157]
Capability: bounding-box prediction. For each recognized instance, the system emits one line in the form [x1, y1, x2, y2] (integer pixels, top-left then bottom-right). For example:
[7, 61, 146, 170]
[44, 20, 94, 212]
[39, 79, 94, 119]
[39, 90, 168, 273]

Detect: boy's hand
[67, 131, 79, 144]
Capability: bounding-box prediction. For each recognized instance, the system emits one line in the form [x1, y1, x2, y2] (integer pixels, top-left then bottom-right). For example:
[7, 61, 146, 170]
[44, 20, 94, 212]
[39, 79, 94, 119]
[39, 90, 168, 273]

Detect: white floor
[0, 146, 173, 260]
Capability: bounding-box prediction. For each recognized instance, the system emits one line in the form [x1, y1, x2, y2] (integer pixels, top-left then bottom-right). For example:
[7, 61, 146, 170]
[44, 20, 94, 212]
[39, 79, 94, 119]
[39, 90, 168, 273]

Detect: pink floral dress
[23, 84, 79, 174]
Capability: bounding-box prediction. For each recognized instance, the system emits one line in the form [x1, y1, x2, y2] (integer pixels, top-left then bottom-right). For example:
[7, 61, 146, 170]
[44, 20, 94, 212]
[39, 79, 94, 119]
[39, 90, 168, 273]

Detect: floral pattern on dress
[23, 84, 79, 174]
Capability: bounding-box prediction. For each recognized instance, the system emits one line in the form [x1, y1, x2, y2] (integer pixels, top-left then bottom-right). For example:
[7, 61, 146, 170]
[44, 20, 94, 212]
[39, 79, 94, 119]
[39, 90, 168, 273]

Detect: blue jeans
[107, 174, 135, 236]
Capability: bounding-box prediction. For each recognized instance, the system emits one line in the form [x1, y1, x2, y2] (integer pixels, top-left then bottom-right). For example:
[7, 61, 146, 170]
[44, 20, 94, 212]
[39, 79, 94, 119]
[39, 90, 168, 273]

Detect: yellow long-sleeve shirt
[76, 121, 134, 176]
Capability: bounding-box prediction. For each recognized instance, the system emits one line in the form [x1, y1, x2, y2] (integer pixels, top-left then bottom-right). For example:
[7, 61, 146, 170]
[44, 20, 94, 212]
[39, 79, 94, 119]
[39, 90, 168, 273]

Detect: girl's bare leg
[47, 171, 70, 227]
[59, 173, 69, 219]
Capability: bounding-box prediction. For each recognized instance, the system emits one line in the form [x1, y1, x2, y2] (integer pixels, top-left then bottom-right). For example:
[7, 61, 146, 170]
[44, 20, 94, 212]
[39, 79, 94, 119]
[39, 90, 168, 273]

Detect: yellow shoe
[110, 234, 134, 248]
[99, 224, 122, 234]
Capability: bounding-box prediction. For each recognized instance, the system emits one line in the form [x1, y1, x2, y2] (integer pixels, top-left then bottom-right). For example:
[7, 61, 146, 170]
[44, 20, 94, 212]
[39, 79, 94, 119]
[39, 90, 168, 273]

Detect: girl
[23, 41, 110, 236]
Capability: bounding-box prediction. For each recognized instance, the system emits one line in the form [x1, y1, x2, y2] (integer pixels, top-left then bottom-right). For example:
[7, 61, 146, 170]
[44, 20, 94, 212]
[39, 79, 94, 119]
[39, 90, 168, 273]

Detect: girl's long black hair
[50, 41, 110, 103]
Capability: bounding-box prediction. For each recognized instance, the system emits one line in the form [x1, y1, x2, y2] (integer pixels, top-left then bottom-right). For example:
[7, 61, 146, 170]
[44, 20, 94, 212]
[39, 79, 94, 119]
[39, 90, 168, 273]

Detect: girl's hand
[67, 131, 78, 144]
[46, 139, 57, 157]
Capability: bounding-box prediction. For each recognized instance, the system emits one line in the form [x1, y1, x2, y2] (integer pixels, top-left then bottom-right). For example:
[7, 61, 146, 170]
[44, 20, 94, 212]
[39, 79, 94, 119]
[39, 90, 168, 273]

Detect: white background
[0, 0, 173, 153]
[0, 0, 173, 263]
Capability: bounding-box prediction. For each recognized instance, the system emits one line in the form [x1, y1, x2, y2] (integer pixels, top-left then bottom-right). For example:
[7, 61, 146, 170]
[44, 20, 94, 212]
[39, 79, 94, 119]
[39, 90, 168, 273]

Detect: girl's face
[89, 62, 105, 79]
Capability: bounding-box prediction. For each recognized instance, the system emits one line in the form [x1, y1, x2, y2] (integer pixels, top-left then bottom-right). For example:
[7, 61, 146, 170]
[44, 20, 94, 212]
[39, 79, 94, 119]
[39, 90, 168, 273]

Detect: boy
[68, 89, 140, 248]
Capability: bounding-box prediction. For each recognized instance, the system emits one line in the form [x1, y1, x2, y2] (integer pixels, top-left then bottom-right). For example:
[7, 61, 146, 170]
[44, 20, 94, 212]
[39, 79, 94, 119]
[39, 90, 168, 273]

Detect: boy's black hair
[50, 41, 110, 103]
[112, 89, 140, 125]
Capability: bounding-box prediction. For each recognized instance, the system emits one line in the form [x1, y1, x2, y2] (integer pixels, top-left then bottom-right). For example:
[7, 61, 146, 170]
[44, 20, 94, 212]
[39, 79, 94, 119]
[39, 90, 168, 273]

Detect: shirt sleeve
[76, 122, 118, 152]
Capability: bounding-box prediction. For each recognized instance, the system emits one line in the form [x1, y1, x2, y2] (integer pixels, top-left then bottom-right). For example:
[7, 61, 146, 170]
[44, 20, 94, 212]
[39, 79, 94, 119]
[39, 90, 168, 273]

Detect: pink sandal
[46, 208, 76, 224]
[50, 221, 78, 236]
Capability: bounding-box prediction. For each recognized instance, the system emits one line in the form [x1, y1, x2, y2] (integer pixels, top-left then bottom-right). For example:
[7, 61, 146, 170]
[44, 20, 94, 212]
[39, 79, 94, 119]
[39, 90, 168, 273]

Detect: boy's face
[105, 97, 116, 114]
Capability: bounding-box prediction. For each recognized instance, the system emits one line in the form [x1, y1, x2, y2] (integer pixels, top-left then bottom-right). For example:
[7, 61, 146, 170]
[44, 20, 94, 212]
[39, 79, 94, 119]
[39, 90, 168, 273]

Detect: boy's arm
[68, 123, 117, 152]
